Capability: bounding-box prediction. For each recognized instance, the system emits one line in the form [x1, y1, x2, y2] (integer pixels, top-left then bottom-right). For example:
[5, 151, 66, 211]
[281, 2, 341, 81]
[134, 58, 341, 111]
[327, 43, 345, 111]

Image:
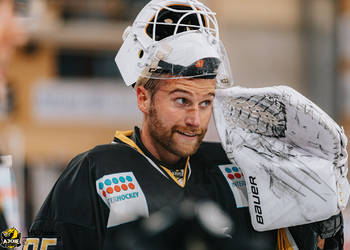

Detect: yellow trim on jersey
[277, 228, 294, 250]
[114, 130, 190, 188]
[114, 130, 144, 154]
[160, 156, 189, 188]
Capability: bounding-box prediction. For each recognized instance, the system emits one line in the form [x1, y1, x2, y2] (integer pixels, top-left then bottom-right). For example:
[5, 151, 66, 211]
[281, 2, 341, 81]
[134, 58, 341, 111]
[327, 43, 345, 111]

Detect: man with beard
[26, 0, 344, 250]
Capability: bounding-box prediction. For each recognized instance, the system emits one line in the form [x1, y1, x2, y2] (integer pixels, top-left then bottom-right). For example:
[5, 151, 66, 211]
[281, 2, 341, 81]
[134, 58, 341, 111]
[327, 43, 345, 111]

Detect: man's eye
[200, 100, 211, 108]
[175, 98, 187, 105]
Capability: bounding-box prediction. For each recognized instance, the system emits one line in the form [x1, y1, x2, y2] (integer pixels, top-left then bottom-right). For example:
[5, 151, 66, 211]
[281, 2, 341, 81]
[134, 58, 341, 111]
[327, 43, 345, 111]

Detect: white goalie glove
[213, 86, 350, 231]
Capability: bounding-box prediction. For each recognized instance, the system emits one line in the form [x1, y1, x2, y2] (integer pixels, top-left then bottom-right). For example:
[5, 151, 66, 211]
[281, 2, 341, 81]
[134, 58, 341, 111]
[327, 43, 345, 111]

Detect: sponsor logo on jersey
[97, 174, 139, 204]
[0, 227, 21, 249]
[218, 164, 248, 208]
[96, 172, 149, 227]
[108, 191, 139, 203]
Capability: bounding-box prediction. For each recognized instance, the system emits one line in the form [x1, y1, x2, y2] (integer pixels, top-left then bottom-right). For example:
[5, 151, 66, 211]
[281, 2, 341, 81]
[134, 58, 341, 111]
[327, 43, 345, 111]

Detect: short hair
[135, 77, 161, 99]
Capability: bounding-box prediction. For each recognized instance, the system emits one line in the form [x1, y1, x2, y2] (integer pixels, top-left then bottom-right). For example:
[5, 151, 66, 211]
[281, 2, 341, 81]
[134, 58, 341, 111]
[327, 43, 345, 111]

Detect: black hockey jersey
[24, 128, 337, 250]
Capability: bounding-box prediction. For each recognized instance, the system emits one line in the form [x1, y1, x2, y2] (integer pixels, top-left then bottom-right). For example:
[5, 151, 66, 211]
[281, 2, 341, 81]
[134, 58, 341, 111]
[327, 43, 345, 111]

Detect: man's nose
[185, 107, 201, 128]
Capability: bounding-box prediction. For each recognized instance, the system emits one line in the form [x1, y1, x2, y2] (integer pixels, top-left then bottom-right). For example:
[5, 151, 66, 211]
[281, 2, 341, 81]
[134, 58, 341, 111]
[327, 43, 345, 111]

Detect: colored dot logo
[114, 185, 121, 192]
[225, 167, 232, 173]
[100, 175, 135, 196]
[224, 166, 243, 180]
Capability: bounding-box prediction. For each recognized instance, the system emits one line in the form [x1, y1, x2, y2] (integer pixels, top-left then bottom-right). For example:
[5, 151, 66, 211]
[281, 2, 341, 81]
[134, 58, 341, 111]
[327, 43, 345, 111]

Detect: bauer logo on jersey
[218, 164, 248, 208]
[96, 172, 149, 228]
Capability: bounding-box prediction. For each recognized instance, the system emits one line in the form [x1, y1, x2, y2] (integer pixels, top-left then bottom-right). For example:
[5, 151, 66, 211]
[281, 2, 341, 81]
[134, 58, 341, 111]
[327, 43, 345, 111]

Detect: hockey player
[25, 1, 345, 250]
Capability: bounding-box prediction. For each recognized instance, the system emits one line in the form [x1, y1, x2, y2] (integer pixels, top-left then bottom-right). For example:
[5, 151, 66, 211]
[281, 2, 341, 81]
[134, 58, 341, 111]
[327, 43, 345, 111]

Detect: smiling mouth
[176, 131, 200, 137]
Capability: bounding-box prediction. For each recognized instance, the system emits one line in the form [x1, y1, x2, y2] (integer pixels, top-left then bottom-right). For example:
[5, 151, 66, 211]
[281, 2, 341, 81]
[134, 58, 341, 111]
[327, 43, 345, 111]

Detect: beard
[147, 104, 207, 158]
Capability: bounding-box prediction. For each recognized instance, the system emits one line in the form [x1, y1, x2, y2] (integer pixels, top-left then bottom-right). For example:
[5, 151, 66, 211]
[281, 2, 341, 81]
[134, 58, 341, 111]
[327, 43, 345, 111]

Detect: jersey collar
[113, 128, 190, 188]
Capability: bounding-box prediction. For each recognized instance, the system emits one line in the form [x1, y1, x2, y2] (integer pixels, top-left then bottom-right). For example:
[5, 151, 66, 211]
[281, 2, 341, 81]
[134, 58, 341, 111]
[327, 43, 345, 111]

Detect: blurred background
[1, 0, 350, 248]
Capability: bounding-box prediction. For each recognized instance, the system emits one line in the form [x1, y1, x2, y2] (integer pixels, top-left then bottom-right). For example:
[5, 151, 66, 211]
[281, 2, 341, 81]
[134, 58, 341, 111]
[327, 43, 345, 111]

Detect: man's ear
[136, 86, 151, 114]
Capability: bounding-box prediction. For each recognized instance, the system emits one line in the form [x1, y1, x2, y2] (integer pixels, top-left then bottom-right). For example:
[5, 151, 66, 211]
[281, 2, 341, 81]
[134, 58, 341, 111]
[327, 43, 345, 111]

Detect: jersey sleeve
[25, 152, 109, 250]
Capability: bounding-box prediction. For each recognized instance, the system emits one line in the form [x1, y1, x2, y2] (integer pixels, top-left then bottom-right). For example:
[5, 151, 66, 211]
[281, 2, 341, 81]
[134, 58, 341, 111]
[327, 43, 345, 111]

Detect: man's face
[145, 77, 216, 159]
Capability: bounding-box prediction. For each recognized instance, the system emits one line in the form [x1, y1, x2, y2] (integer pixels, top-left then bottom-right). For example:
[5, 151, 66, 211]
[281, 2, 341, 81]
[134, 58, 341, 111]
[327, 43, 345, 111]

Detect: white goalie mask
[115, 0, 233, 88]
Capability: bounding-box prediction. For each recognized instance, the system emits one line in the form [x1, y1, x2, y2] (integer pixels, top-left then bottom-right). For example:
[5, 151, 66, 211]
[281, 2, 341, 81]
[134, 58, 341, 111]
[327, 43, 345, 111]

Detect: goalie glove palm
[213, 86, 349, 231]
